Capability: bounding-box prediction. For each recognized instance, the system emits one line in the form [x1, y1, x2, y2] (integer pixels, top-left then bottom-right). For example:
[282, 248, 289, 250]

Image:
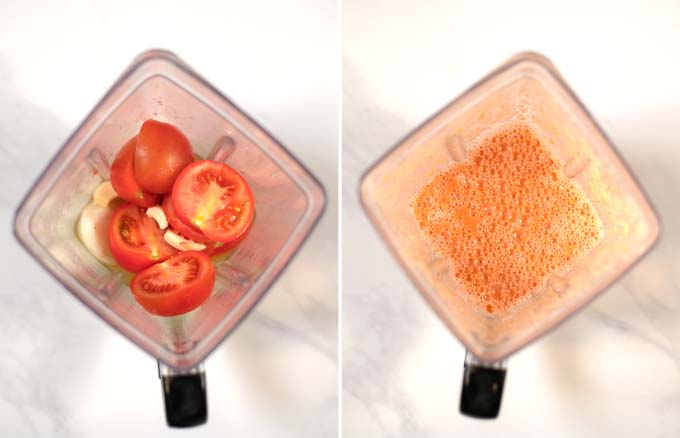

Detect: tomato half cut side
[172, 160, 255, 243]
[110, 136, 160, 207]
[130, 251, 215, 317]
[108, 202, 177, 272]
[204, 215, 252, 258]
[135, 119, 194, 194]
[162, 194, 211, 244]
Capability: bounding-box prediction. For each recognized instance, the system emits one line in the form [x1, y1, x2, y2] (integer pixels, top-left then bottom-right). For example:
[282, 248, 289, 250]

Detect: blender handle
[157, 361, 208, 427]
[459, 350, 506, 419]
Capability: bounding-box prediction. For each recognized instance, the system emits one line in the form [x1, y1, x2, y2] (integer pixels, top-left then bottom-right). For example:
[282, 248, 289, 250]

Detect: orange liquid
[410, 124, 603, 314]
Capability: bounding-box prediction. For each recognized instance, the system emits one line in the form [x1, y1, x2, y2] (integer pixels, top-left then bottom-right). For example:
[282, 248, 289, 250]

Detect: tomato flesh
[203, 215, 252, 257]
[172, 160, 255, 243]
[162, 194, 211, 244]
[108, 202, 177, 272]
[130, 251, 215, 317]
[135, 119, 194, 194]
[110, 136, 160, 207]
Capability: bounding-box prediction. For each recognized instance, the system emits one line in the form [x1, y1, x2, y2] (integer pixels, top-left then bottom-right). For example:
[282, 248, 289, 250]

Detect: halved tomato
[162, 194, 211, 244]
[130, 251, 215, 317]
[110, 136, 160, 207]
[172, 160, 255, 243]
[203, 216, 252, 257]
[108, 202, 177, 272]
[135, 119, 194, 194]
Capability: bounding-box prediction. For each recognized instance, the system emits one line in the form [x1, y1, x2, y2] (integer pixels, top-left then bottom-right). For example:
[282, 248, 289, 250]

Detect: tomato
[172, 161, 255, 243]
[108, 202, 177, 272]
[203, 216, 252, 257]
[203, 241, 237, 258]
[161, 194, 211, 244]
[164, 193, 251, 257]
[135, 119, 194, 194]
[110, 136, 160, 207]
[130, 251, 215, 317]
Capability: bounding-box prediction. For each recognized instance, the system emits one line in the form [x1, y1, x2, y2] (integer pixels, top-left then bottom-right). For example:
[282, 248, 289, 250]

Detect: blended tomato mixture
[410, 124, 603, 314]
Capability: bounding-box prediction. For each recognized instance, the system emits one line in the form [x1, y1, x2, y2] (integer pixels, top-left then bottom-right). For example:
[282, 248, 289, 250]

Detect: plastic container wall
[361, 53, 659, 362]
[14, 51, 325, 369]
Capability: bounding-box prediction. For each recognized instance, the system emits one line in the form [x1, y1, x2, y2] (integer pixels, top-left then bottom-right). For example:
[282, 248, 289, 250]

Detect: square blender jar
[360, 52, 660, 418]
[14, 50, 325, 427]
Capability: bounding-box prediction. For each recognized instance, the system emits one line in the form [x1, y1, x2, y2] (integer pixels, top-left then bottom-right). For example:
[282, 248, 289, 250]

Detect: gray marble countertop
[0, 0, 337, 437]
[343, 0, 680, 436]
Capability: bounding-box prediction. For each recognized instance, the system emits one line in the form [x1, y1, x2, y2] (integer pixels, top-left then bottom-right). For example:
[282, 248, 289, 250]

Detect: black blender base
[161, 372, 208, 427]
[459, 364, 506, 419]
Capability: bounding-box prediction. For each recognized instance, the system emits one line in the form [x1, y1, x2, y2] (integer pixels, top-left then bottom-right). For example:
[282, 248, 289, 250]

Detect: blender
[13, 50, 325, 427]
[360, 52, 660, 418]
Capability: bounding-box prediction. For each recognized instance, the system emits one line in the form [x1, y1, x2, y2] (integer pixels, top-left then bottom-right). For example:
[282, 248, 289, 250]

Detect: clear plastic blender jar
[14, 50, 326, 427]
[360, 52, 660, 418]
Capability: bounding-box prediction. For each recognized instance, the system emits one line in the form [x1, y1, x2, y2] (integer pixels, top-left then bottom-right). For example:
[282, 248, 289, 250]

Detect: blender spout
[459, 350, 506, 419]
[157, 361, 208, 427]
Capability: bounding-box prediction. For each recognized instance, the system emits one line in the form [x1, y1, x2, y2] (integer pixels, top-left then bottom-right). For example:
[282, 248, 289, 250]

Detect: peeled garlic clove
[78, 202, 115, 264]
[93, 181, 119, 207]
[163, 229, 207, 251]
[146, 205, 168, 230]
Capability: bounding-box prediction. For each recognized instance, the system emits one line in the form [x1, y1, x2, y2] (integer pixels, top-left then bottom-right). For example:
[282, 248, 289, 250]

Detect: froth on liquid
[410, 124, 603, 314]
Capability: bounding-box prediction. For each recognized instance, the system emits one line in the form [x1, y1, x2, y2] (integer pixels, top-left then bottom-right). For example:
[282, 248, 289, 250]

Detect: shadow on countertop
[537, 107, 680, 432]
[0, 54, 112, 436]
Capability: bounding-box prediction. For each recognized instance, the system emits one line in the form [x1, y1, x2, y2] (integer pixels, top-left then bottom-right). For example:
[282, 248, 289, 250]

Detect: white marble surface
[343, 0, 680, 437]
[0, 1, 337, 437]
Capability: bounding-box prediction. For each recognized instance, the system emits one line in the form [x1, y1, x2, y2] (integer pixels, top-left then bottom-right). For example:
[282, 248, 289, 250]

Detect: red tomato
[108, 202, 177, 272]
[161, 194, 211, 244]
[130, 251, 215, 317]
[203, 217, 252, 257]
[135, 119, 194, 194]
[110, 136, 160, 207]
[172, 161, 255, 243]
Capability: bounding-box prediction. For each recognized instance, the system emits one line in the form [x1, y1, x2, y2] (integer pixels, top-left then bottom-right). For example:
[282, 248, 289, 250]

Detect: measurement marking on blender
[87, 148, 111, 179]
[563, 153, 590, 178]
[216, 289, 245, 307]
[99, 272, 124, 298]
[547, 275, 568, 295]
[446, 135, 466, 162]
[215, 261, 252, 286]
[428, 256, 451, 279]
[208, 136, 236, 162]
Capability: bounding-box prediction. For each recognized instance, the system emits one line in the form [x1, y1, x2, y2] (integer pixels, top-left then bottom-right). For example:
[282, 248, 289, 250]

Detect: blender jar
[360, 52, 660, 418]
[14, 50, 325, 427]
